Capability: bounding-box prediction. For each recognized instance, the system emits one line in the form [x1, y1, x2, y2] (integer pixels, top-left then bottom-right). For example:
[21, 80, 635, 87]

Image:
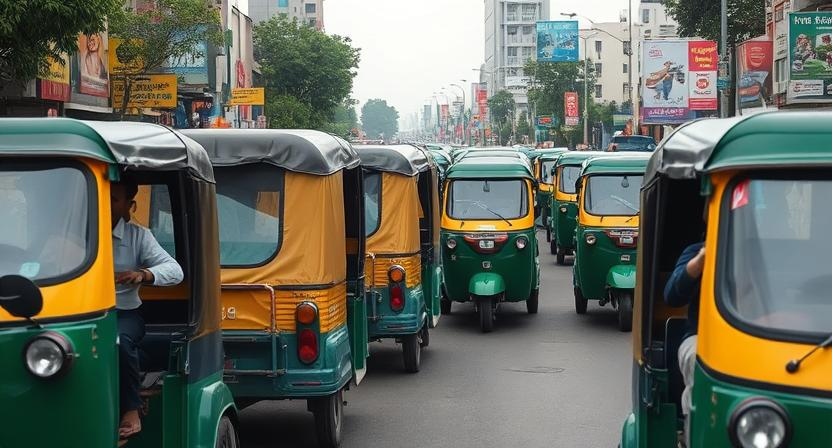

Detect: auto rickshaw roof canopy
[181, 128, 360, 175]
[457, 149, 529, 161]
[445, 155, 534, 180]
[646, 111, 832, 184]
[555, 150, 612, 167]
[0, 118, 214, 182]
[356, 144, 432, 176]
[580, 153, 651, 176]
[536, 148, 570, 162]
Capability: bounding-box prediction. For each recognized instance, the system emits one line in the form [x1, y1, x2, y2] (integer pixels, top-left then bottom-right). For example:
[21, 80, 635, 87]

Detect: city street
[239, 234, 632, 448]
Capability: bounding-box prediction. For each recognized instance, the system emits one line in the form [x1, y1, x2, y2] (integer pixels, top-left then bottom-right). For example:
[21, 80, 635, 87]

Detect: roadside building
[249, 0, 324, 29]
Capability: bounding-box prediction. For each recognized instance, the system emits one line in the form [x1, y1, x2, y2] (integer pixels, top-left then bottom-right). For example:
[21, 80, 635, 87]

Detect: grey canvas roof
[181, 129, 360, 175]
[356, 144, 431, 176]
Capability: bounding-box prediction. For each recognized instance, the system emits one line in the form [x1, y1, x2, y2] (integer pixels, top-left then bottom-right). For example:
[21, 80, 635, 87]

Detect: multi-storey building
[483, 0, 551, 118]
[638, 0, 678, 40]
[249, 0, 324, 29]
[578, 20, 642, 105]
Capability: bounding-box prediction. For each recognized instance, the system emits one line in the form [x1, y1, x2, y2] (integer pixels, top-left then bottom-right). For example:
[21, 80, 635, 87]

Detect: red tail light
[298, 329, 319, 364]
[390, 285, 404, 312]
[603, 230, 638, 248]
[463, 233, 509, 254]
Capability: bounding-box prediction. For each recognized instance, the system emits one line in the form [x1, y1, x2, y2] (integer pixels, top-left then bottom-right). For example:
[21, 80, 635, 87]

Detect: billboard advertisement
[737, 38, 773, 111]
[477, 83, 488, 118]
[788, 12, 832, 103]
[641, 39, 718, 124]
[78, 33, 110, 97]
[564, 92, 579, 126]
[112, 74, 177, 109]
[39, 53, 71, 102]
[536, 21, 579, 63]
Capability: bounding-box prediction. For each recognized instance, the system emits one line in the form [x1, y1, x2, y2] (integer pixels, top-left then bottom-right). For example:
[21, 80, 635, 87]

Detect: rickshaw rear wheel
[419, 321, 430, 348]
[574, 287, 587, 315]
[478, 297, 494, 333]
[556, 247, 567, 265]
[312, 389, 343, 448]
[527, 288, 539, 314]
[616, 291, 633, 332]
[549, 239, 557, 255]
[402, 333, 421, 373]
[215, 415, 239, 448]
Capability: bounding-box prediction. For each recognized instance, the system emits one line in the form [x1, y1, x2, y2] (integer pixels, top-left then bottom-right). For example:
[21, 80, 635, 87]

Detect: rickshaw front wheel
[478, 297, 495, 333]
[312, 389, 344, 448]
[549, 239, 557, 255]
[556, 247, 567, 265]
[215, 416, 239, 448]
[527, 288, 539, 314]
[615, 291, 633, 332]
[574, 287, 587, 315]
[402, 333, 421, 373]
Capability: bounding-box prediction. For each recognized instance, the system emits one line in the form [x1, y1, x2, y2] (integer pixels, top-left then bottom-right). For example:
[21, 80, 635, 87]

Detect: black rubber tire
[419, 321, 430, 348]
[215, 416, 239, 448]
[402, 333, 421, 373]
[617, 291, 634, 332]
[574, 287, 588, 315]
[440, 299, 452, 315]
[549, 239, 557, 255]
[313, 389, 343, 448]
[527, 288, 539, 314]
[478, 298, 494, 333]
[556, 247, 566, 265]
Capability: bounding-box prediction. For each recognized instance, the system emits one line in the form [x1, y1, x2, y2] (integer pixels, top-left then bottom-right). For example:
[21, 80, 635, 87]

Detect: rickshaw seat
[664, 317, 687, 417]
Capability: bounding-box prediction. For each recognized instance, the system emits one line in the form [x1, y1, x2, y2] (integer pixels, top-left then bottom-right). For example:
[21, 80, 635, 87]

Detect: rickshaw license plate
[621, 254, 631, 262]
[620, 236, 634, 245]
[479, 240, 495, 249]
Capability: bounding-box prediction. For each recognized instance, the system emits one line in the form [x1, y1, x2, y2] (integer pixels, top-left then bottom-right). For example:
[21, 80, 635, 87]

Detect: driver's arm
[137, 228, 183, 286]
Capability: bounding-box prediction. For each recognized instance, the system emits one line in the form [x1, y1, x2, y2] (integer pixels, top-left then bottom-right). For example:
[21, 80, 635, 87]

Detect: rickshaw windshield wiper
[474, 201, 512, 226]
[611, 195, 639, 213]
[624, 212, 639, 223]
[785, 332, 832, 374]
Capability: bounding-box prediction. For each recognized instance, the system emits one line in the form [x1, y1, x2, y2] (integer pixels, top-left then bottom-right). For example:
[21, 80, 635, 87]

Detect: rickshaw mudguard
[620, 413, 637, 448]
[367, 285, 427, 337]
[187, 373, 238, 448]
[468, 272, 506, 297]
[606, 264, 637, 290]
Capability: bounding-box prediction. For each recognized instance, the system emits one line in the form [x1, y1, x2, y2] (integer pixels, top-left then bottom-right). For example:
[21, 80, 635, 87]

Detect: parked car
[607, 135, 657, 152]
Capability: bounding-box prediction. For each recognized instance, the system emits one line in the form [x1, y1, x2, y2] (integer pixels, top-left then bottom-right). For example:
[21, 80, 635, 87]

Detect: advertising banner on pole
[641, 39, 718, 124]
[737, 37, 773, 112]
[477, 83, 488, 118]
[788, 12, 832, 103]
[229, 88, 265, 106]
[536, 21, 579, 62]
[564, 92, 579, 126]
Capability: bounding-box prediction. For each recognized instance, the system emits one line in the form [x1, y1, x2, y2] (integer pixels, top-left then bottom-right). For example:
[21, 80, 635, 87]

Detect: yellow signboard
[41, 53, 70, 83]
[229, 87, 265, 106]
[112, 75, 177, 109]
[108, 38, 144, 75]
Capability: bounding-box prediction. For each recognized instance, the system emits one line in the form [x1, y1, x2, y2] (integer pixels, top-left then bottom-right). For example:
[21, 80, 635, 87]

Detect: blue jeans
[661, 80, 673, 100]
[117, 308, 145, 414]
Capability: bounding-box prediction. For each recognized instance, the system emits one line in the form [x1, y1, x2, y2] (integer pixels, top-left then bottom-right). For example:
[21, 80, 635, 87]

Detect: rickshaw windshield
[722, 178, 832, 336]
[447, 179, 528, 220]
[0, 165, 91, 283]
[559, 166, 581, 194]
[541, 161, 557, 184]
[364, 172, 381, 236]
[584, 175, 642, 216]
[215, 164, 283, 267]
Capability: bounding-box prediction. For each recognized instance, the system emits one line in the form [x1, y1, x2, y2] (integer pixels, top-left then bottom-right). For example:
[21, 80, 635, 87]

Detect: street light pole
[583, 37, 590, 147]
[720, 0, 729, 118]
[629, 0, 637, 132]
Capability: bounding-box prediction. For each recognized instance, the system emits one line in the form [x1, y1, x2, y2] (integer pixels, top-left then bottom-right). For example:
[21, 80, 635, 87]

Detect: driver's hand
[115, 271, 145, 285]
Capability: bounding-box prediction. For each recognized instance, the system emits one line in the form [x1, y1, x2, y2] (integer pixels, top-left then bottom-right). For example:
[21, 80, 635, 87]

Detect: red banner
[688, 41, 718, 71]
[477, 84, 488, 117]
[737, 38, 772, 111]
[688, 41, 718, 110]
[564, 92, 579, 126]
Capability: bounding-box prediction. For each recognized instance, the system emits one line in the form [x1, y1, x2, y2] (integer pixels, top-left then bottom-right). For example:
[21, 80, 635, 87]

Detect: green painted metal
[367, 284, 427, 338]
[606, 264, 637, 289]
[625, 362, 678, 448]
[468, 272, 506, 297]
[445, 156, 534, 180]
[0, 118, 116, 163]
[348, 283, 369, 379]
[691, 362, 832, 447]
[0, 313, 118, 448]
[555, 150, 609, 168]
[442, 229, 538, 303]
[580, 154, 651, 176]
[551, 201, 578, 252]
[423, 262, 443, 328]
[573, 229, 637, 300]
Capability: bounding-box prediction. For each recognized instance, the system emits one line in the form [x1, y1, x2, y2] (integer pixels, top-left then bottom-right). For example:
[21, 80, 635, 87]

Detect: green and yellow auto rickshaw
[572, 154, 650, 331]
[549, 151, 613, 263]
[0, 119, 238, 447]
[183, 129, 368, 448]
[357, 145, 443, 372]
[622, 112, 832, 448]
[440, 155, 540, 332]
[533, 149, 569, 240]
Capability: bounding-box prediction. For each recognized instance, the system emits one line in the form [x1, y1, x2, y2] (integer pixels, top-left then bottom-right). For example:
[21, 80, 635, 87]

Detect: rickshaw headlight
[585, 233, 597, 245]
[515, 237, 528, 250]
[24, 332, 74, 379]
[446, 238, 457, 249]
[731, 399, 790, 448]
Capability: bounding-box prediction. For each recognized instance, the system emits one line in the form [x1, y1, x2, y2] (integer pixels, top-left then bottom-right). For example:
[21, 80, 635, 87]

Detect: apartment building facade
[249, 0, 324, 29]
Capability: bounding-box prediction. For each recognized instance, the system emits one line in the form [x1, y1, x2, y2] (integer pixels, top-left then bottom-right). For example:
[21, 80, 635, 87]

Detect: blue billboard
[536, 21, 579, 63]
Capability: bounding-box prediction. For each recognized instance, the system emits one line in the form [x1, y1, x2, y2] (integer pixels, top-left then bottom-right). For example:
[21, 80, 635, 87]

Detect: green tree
[488, 90, 515, 127]
[108, 0, 222, 116]
[254, 16, 360, 129]
[319, 98, 358, 138]
[0, 0, 120, 84]
[516, 112, 531, 144]
[525, 59, 598, 146]
[662, 0, 765, 44]
[361, 98, 399, 140]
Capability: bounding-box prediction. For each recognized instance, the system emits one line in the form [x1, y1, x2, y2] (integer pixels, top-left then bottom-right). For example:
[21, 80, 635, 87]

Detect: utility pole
[629, 0, 638, 132]
[720, 0, 729, 118]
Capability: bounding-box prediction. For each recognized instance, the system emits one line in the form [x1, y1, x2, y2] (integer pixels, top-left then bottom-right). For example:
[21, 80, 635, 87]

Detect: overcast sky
[326, 0, 639, 129]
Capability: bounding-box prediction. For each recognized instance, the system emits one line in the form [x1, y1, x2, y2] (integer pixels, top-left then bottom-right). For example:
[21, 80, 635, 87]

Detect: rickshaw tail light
[390, 285, 405, 312]
[296, 302, 318, 325]
[603, 230, 638, 248]
[388, 266, 405, 283]
[298, 329, 319, 364]
[463, 233, 509, 254]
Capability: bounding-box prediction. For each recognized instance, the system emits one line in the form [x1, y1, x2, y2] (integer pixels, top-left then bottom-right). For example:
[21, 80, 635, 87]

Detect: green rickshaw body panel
[553, 200, 579, 250]
[622, 362, 678, 448]
[0, 313, 118, 448]
[367, 284, 427, 338]
[573, 228, 637, 300]
[442, 229, 537, 303]
[423, 262, 443, 328]
[468, 272, 506, 297]
[691, 362, 832, 447]
[607, 264, 637, 289]
[222, 325, 352, 399]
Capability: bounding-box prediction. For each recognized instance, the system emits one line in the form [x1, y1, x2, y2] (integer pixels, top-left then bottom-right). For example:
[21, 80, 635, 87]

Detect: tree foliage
[319, 98, 358, 138]
[488, 90, 515, 127]
[525, 59, 599, 145]
[0, 0, 120, 83]
[361, 98, 399, 140]
[255, 16, 360, 129]
[662, 0, 765, 45]
[516, 112, 531, 144]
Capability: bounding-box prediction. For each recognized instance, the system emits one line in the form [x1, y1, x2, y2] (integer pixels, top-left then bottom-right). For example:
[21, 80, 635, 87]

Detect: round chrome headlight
[585, 233, 597, 245]
[730, 399, 790, 448]
[446, 238, 457, 249]
[24, 332, 74, 379]
[515, 237, 528, 250]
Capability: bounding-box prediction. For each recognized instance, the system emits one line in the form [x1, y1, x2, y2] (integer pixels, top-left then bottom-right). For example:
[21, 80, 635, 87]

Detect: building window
[595, 40, 602, 55]
[307, 18, 317, 27]
[595, 63, 602, 76]
[623, 40, 631, 55]
[278, 0, 288, 7]
[594, 84, 603, 98]
[623, 63, 629, 74]
[623, 82, 631, 98]
[507, 47, 518, 56]
[642, 8, 650, 23]
[305, 3, 316, 14]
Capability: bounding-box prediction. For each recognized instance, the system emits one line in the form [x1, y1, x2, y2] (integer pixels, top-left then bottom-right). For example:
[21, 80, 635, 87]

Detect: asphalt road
[240, 234, 633, 448]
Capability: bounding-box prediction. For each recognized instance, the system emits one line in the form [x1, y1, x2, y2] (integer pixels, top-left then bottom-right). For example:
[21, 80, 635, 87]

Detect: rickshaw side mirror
[0, 275, 43, 319]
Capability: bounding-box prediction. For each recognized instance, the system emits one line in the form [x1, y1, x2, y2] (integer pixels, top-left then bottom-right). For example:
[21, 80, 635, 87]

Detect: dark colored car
[607, 135, 657, 152]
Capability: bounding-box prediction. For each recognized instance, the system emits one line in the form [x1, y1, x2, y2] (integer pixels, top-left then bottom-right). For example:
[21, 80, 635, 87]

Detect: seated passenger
[111, 179, 184, 440]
